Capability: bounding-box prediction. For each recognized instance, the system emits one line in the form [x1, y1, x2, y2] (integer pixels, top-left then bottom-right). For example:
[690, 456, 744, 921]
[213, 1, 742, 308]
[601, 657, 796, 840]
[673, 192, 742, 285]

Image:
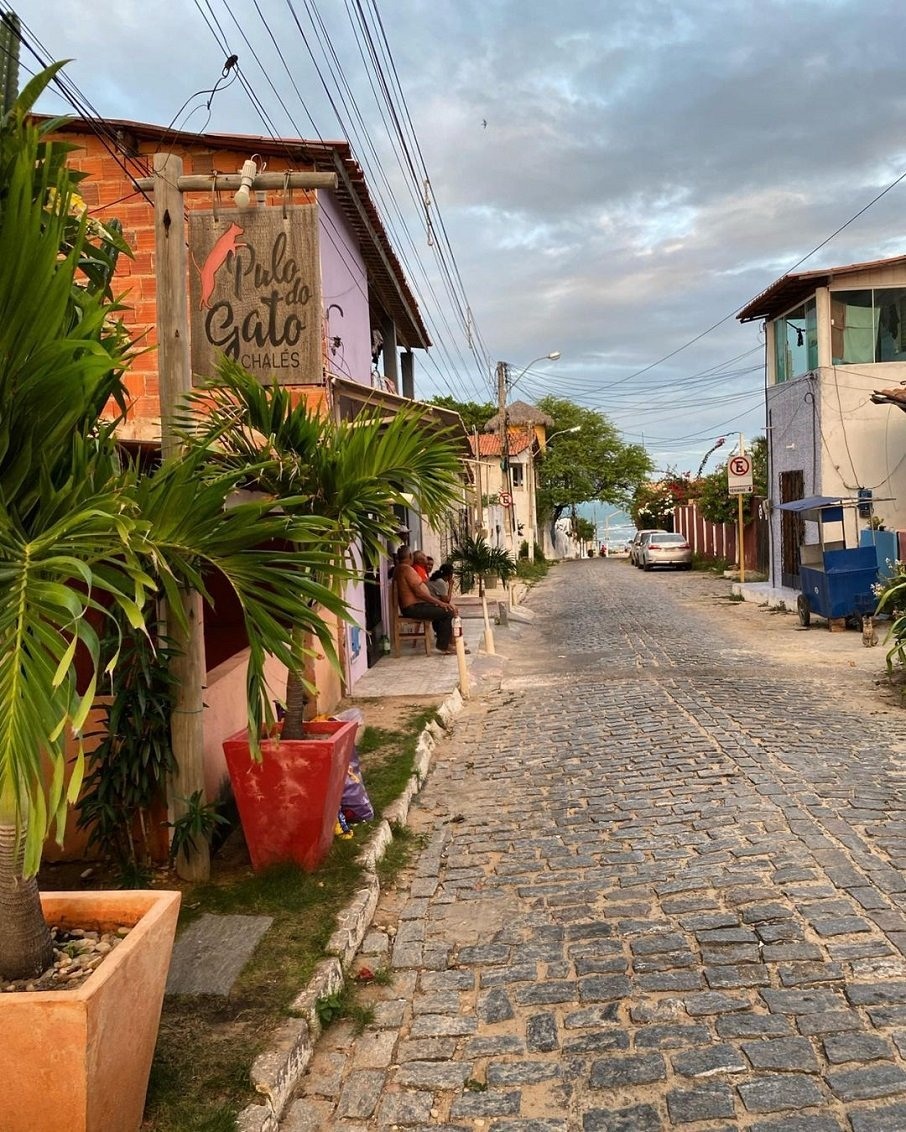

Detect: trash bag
[333, 708, 374, 823]
[341, 746, 374, 823]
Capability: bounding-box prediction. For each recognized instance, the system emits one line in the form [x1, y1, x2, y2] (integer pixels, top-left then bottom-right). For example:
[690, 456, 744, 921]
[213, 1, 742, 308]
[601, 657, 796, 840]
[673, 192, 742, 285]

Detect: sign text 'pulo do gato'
[189, 205, 323, 385]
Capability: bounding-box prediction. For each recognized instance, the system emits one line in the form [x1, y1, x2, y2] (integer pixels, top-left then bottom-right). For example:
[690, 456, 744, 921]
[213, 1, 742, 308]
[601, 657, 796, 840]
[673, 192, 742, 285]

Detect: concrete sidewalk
[732, 578, 800, 610]
[352, 588, 529, 699]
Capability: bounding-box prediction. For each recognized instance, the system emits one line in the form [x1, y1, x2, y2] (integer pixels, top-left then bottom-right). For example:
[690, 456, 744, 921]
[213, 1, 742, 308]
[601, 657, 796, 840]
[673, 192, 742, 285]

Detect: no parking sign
[727, 453, 753, 495]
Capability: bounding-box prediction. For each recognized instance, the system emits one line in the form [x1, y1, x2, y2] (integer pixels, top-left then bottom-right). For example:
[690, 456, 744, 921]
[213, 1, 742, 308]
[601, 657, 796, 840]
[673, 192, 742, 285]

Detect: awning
[777, 496, 846, 513]
[329, 375, 471, 456]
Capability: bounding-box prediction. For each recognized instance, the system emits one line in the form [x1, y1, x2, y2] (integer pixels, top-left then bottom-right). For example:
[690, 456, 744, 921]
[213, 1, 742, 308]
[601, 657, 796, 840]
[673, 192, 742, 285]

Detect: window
[510, 464, 525, 489]
[773, 298, 817, 383]
[830, 287, 906, 364]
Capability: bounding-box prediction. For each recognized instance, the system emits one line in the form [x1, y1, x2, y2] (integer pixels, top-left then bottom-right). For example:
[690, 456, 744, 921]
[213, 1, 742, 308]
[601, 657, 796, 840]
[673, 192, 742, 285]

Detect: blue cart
[777, 496, 879, 628]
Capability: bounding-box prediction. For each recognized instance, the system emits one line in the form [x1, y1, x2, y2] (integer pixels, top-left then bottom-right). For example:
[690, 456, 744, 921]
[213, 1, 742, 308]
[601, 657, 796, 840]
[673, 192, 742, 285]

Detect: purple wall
[319, 193, 372, 386]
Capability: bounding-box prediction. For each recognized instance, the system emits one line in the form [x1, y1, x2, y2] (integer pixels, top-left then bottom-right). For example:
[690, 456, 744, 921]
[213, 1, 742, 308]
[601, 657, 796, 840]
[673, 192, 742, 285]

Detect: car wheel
[643, 562, 652, 571]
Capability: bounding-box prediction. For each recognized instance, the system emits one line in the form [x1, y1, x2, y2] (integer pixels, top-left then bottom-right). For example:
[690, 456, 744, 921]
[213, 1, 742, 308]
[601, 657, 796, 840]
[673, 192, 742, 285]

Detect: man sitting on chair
[396, 547, 459, 655]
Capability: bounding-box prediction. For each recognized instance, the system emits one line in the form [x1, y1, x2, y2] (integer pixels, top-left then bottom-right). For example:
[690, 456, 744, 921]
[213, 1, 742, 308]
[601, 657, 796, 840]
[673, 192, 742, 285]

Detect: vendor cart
[777, 495, 879, 628]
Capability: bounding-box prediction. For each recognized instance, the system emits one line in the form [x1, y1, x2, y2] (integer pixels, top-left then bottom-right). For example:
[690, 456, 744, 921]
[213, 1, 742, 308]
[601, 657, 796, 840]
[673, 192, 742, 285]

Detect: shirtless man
[396, 547, 460, 654]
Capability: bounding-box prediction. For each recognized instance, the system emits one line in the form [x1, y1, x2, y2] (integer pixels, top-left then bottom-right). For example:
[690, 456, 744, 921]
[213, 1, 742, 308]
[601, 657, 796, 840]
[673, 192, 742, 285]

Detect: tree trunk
[281, 625, 308, 741]
[0, 801, 53, 980]
[282, 668, 307, 740]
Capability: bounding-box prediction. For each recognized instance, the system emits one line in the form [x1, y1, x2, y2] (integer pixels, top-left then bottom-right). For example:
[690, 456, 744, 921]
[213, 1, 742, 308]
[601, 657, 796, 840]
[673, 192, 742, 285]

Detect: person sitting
[425, 555, 435, 577]
[396, 547, 465, 655]
[412, 550, 430, 582]
[388, 544, 409, 581]
[428, 562, 455, 604]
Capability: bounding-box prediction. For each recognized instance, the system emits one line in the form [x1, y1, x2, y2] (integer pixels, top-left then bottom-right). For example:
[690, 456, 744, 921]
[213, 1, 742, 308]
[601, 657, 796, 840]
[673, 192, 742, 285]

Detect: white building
[738, 255, 906, 589]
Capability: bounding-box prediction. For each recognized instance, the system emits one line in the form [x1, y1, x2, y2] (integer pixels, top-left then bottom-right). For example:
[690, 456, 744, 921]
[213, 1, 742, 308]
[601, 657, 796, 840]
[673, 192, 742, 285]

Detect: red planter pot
[222, 719, 357, 872]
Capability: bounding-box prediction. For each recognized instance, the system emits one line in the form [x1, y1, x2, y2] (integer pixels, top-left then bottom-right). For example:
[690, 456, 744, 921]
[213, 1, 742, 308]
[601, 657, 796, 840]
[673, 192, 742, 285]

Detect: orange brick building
[41, 116, 466, 825]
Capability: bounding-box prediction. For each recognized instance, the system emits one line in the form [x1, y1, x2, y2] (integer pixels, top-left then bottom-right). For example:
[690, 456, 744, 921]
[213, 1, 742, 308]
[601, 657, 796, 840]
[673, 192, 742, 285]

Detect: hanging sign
[188, 205, 323, 386]
[727, 453, 754, 495]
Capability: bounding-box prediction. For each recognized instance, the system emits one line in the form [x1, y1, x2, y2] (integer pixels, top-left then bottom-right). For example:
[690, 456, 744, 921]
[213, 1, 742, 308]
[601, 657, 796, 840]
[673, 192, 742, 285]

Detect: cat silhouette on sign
[195, 222, 245, 310]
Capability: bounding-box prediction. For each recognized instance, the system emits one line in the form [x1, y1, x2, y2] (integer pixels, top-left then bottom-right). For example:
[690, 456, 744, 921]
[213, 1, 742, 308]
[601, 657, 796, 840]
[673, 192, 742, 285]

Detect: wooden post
[153, 153, 210, 882]
[496, 361, 513, 555]
[738, 492, 746, 585]
[737, 433, 746, 585]
[454, 633, 470, 699]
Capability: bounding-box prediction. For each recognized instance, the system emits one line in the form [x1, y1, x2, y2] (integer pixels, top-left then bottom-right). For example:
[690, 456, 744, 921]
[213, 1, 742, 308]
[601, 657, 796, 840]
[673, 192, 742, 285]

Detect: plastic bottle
[452, 615, 463, 639]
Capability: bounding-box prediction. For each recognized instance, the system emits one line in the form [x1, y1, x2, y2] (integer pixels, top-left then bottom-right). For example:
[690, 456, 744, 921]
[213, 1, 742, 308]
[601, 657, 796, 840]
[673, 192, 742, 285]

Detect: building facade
[739, 256, 906, 589]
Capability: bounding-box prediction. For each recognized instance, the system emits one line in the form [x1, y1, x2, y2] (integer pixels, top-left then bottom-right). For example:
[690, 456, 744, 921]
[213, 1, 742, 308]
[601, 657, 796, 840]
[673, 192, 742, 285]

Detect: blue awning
[777, 496, 845, 513]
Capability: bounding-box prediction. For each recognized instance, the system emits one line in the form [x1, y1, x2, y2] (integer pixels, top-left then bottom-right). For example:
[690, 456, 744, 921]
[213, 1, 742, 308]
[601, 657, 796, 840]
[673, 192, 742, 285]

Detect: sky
[15, 0, 906, 477]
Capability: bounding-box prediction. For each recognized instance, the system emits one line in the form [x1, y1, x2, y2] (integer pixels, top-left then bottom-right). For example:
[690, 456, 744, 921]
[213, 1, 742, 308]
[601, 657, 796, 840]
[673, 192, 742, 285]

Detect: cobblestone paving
[283, 561, 906, 1131]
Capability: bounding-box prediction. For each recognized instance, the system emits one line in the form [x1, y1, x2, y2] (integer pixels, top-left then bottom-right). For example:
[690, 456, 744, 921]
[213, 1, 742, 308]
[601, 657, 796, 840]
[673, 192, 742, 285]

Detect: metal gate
[779, 470, 804, 589]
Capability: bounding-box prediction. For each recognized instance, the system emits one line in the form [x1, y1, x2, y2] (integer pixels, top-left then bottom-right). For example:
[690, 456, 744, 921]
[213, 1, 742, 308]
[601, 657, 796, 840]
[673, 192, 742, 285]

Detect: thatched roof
[484, 400, 554, 432]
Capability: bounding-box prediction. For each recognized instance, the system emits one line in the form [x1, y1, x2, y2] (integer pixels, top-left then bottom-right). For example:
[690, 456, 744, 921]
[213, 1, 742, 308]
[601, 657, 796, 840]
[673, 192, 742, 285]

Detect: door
[779, 470, 804, 589]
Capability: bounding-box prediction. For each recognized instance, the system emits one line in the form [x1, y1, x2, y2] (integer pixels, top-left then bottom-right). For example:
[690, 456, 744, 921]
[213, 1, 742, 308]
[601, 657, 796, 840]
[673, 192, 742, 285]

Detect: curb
[235, 687, 465, 1132]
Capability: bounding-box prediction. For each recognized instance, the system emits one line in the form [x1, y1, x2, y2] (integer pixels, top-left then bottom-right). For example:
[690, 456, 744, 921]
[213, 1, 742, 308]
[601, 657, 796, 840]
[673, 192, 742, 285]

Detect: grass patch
[142, 705, 436, 1131]
[692, 553, 730, 574]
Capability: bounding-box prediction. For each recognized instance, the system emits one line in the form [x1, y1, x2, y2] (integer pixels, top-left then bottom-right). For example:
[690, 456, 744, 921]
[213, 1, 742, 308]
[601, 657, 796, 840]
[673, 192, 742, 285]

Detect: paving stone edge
[234, 687, 465, 1132]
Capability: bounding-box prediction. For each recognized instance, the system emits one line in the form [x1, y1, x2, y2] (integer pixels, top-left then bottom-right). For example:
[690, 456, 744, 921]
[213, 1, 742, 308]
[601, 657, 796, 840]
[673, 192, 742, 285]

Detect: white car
[640, 532, 693, 571]
[629, 529, 666, 567]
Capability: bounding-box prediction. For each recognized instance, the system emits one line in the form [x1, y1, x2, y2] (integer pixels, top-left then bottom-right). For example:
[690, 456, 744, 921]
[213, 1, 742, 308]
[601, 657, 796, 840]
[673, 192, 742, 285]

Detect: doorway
[779, 470, 804, 589]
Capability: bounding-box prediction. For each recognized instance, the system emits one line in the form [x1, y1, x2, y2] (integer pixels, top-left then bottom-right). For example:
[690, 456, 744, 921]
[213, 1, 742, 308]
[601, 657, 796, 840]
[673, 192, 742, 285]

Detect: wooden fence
[673, 498, 768, 575]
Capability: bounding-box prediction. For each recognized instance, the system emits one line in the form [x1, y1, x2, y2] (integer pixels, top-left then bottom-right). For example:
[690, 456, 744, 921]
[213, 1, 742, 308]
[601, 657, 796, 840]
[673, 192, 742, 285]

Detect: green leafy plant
[0, 65, 351, 981]
[179, 361, 463, 739]
[75, 614, 178, 884]
[314, 986, 374, 1033]
[450, 534, 517, 595]
[167, 791, 230, 866]
[875, 562, 906, 677]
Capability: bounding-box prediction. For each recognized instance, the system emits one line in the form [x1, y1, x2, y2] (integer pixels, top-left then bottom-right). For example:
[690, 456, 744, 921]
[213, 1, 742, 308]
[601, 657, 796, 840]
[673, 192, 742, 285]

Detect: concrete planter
[223, 719, 357, 872]
[0, 889, 181, 1132]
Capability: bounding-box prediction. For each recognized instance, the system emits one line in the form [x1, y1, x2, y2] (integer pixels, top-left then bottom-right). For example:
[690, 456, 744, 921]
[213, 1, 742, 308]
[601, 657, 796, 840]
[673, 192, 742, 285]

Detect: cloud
[20, 0, 906, 468]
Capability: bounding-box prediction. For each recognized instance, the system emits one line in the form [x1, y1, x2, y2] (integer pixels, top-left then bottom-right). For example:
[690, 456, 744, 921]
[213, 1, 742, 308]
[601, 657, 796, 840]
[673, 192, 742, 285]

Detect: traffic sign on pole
[727, 453, 753, 495]
[499, 491, 513, 508]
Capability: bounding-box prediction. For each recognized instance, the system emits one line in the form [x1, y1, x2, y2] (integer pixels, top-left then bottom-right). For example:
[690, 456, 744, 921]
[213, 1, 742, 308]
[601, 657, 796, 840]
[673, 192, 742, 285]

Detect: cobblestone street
[284, 559, 906, 1131]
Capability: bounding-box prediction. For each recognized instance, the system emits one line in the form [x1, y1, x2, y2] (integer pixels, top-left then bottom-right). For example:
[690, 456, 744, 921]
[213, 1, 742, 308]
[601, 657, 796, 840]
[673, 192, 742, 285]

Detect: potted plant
[183, 362, 464, 869]
[0, 68, 347, 1131]
[450, 534, 517, 654]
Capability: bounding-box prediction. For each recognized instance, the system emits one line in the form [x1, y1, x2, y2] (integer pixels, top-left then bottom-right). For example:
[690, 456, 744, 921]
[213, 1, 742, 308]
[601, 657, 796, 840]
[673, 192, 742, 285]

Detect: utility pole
[0, 11, 21, 115]
[496, 361, 513, 554]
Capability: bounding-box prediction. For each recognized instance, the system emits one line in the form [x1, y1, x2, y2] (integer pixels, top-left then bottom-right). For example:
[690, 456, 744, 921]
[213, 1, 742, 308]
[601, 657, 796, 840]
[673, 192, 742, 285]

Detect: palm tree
[180, 359, 465, 738]
[0, 69, 347, 979]
[449, 534, 517, 652]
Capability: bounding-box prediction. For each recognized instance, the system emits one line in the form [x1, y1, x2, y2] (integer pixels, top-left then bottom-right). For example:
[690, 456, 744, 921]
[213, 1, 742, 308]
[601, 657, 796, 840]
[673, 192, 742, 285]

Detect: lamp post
[545, 425, 581, 445]
[496, 352, 560, 559]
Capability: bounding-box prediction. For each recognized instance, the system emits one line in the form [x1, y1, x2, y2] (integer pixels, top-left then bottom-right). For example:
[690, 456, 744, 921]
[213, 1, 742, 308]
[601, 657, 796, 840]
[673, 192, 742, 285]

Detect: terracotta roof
[40, 116, 430, 350]
[738, 254, 906, 323]
[871, 386, 906, 412]
[484, 400, 554, 431]
[469, 428, 535, 457]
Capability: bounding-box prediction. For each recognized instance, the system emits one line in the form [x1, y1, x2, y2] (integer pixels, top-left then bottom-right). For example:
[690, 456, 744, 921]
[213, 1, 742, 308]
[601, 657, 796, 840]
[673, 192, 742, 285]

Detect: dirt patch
[339, 694, 445, 733]
[676, 574, 897, 715]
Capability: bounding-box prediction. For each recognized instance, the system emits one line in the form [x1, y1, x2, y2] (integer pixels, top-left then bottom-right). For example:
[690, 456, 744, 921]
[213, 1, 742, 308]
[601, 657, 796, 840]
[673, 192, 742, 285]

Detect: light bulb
[234, 159, 257, 210]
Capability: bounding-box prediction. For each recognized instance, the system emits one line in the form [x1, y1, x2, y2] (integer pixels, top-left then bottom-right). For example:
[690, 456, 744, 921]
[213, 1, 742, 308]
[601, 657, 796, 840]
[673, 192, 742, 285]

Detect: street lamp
[507, 351, 561, 394]
[545, 425, 581, 445]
